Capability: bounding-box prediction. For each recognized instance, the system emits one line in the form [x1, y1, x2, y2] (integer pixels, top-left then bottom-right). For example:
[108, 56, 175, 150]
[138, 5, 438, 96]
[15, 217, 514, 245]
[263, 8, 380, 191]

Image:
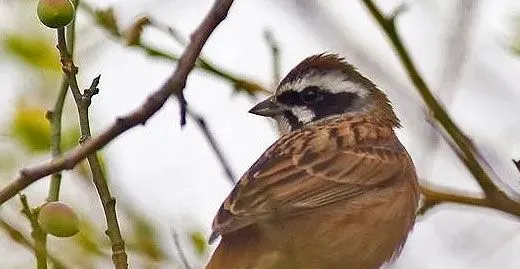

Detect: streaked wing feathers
[211, 119, 408, 241]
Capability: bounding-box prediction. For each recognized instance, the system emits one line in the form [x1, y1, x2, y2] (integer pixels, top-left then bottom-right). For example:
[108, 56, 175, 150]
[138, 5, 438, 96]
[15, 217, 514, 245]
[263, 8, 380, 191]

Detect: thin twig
[172, 228, 193, 269]
[149, 21, 238, 183]
[46, 77, 68, 202]
[57, 24, 128, 268]
[19, 194, 47, 269]
[47, 0, 79, 203]
[0, 216, 68, 268]
[360, 0, 520, 217]
[263, 29, 281, 84]
[188, 109, 236, 184]
[125, 15, 237, 182]
[38, 1, 78, 264]
[0, 0, 235, 211]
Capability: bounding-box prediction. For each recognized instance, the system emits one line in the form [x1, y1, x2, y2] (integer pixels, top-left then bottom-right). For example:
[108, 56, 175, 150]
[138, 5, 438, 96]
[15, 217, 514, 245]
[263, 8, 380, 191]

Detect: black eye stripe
[277, 90, 301, 106]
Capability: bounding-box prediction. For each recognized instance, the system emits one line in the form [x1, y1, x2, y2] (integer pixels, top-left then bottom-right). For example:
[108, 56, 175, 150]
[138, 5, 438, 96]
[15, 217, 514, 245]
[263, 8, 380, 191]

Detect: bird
[205, 54, 419, 269]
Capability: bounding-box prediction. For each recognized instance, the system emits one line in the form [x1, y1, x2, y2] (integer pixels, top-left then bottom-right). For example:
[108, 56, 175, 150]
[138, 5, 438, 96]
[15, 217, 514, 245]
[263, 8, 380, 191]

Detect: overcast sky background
[1, 0, 520, 268]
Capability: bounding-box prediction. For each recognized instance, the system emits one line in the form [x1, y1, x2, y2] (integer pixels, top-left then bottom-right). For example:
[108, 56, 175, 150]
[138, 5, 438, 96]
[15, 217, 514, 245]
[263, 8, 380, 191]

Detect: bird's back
[206, 116, 419, 269]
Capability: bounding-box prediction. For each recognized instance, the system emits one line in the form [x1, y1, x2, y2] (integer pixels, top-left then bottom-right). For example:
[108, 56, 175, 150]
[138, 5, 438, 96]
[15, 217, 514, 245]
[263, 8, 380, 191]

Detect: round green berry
[37, 0, 75, 29]
[38, 201, 80, 237]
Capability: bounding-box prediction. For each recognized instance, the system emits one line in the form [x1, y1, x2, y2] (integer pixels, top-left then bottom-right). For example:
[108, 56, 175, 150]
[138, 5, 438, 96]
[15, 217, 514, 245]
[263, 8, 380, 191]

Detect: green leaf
[189, 231, 207, 257]
[11, 106, 51, 152]
[3, 33, 60, 71]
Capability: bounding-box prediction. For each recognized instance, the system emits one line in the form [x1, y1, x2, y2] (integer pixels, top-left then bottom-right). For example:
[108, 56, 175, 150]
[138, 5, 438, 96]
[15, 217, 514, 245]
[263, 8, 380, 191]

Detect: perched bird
[206, 54, 419, 269]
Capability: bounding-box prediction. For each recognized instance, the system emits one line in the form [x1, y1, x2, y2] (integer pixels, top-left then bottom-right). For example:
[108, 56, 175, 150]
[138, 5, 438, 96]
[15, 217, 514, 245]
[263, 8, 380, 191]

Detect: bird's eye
[300, 86, 323, 104]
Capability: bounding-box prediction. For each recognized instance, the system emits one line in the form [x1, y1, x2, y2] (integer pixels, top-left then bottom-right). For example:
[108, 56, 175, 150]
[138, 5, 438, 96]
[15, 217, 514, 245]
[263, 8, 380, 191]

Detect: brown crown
[278, 53, 376, 91]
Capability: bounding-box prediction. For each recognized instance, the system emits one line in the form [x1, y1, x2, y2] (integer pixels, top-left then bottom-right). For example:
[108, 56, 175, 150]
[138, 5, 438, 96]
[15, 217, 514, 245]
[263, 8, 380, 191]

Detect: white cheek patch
[278, 71, 369, 97]
[291, 106, 315, 124]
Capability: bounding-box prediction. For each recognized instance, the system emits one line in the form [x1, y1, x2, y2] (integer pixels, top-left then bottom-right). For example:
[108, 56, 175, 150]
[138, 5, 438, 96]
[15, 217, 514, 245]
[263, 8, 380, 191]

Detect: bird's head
[249, 54, 399, 134]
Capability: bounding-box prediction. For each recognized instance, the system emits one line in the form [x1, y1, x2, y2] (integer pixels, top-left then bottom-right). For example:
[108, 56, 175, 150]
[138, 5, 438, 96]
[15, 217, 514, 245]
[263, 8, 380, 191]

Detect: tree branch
[46, 77, 68, 202]
[19, 194, 47, 269]
[360, 0, 520, 218]
[188, 109, 236, 185]
[0, 0, 235, 211]
[57, 22, 128, 268]
[263, 29, 281, 84]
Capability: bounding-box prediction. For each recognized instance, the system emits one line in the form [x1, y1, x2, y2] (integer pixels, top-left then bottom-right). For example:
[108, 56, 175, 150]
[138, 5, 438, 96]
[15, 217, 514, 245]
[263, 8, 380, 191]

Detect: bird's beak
[249, 97, 283, 117]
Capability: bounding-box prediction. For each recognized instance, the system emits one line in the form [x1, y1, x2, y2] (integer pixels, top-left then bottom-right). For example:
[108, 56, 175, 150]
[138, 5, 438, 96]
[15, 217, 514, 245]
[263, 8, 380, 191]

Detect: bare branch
[263, 29, 281, 84]
[19, 194, 47, 269]
[57, 24, 128, 268]
[0, 0, 235, 208]
[188, 109, 236, 185]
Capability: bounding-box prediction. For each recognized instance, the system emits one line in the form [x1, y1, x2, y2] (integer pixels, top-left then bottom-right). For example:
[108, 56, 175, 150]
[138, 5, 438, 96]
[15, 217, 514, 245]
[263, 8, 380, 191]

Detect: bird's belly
[268, 187, 416, 269]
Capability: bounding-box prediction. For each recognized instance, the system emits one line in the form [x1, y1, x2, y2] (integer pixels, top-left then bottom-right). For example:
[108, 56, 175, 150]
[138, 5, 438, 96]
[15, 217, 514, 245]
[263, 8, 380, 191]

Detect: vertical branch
[46, 78, 68, 202]
[38, 1, 79, 267]
[19, 194, 47, 269]
[263, 29, 281, 84]
[56, 24, 128, 269]
[47, 0, 79, 202]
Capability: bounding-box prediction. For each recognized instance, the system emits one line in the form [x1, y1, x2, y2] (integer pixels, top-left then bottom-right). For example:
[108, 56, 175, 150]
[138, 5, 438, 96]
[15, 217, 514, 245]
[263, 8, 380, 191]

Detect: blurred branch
[19, 194, 47, 269]
[188, 109, 236, 184]
[172, 228, 193, 269]
[263, 29, 281, 84]
[79, 3, 268, 96]
[0, 0, 235, 214]
[36, 1, 80, 265]
[46, 78, 68, 202]
[0, 216, 68, 268]
[57, 25, 128, 268]
[47, 0, 81, 203]
[360, 0, 520, 217]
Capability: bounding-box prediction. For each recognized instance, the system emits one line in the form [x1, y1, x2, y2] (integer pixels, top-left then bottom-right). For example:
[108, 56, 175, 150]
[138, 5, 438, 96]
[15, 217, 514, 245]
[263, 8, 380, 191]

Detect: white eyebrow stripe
[277, 71, 369, 97]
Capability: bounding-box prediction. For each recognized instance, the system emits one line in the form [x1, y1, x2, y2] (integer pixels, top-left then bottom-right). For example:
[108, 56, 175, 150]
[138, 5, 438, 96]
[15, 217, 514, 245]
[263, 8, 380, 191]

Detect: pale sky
[1, 0, 520, 268]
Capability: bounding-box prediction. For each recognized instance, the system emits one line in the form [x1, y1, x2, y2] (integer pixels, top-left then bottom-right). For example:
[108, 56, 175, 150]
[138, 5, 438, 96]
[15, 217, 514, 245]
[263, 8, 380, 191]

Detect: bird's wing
[210, 122, 412, 242]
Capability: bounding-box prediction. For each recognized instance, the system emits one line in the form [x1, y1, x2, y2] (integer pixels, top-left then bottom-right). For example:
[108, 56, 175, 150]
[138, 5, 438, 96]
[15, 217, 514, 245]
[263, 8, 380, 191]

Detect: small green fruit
[38, 201, 80, 237]
[37, 0, 75, 28]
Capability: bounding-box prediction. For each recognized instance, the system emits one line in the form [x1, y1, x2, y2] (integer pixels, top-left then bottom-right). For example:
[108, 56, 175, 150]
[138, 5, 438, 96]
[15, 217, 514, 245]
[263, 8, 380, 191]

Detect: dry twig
[0, 0, 235, 215]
